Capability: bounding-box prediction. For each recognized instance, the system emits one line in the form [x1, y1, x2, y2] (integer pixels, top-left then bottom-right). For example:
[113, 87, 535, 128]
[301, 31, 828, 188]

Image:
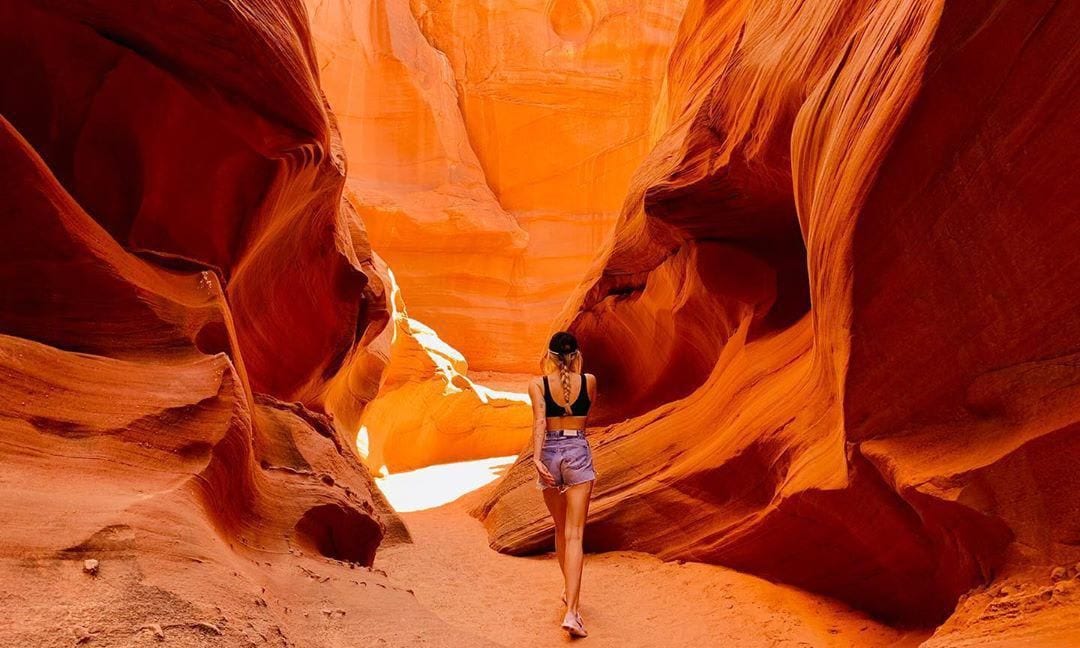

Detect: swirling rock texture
[304, 0, 529, 375]
[355, 255, 531, 474]
[307, 0, 687, 372]
[479, 0, 1080, 640]
[0, 1, 487, 645]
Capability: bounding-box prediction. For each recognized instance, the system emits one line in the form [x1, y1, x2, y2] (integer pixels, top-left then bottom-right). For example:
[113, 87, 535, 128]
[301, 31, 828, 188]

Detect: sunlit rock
[478, 0, 1080, 628]
[358, 263, 531, 473]
[308, 0, 687, 371]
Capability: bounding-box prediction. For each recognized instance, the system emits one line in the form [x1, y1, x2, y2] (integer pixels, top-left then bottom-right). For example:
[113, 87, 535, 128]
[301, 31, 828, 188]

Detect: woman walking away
[530, 331, 597, 638]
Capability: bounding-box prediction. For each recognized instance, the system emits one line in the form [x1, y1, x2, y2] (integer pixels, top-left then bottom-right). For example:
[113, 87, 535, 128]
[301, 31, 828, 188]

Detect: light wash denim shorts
[535, 431, 597, 493]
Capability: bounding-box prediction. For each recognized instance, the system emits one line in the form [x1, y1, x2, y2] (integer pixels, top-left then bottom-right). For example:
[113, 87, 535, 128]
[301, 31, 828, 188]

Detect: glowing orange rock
[305, 0, 528, 373]
[479, 0, 1080, 627]
[0, 106, 392, 560]
[357, 262, 531, 473]
[309, 0, 687, 371]
[0, 0, 386, 415]
[304, 0, 543, 469]
[0, 1, 467, 640]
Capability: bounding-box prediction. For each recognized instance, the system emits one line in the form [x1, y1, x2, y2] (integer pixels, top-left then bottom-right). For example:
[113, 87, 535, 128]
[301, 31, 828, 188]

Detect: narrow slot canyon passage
[1, 1, 1078, 647]
[371, 459, 924, 647]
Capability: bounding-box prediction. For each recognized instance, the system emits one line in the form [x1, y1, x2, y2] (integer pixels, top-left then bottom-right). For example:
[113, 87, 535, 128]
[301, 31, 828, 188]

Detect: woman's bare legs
[541, 486, 568, 598]
[562, 480, 593, 620]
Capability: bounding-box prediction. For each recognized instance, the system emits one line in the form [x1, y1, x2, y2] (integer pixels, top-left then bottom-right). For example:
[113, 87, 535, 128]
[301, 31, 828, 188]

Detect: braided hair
[546, 331, 581, 416]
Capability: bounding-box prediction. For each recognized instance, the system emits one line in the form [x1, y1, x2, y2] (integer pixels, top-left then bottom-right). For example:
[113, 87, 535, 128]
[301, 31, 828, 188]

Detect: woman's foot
[561, 611, 587, 638]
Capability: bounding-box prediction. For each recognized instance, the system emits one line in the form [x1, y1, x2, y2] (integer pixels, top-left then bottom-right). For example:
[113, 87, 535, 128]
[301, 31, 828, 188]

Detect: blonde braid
[558, 353, 574, 416]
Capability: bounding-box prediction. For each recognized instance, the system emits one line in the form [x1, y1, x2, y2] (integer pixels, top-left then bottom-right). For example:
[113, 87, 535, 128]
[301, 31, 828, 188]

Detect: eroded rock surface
[357, 260, 531, 473]
[308, 0, 687, 371]
[478, 0, 1080, 630]
[0, 1, 482, 645]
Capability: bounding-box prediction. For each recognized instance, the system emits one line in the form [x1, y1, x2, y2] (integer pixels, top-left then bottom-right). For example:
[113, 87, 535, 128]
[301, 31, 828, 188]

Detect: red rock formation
[0, 2, 488, 643]
[304, 0, 529, 375]
[921, 563, 1080, 646]
[357, 260, 531, 473]
[479, 0, 1080, 629]
[0, 0, 385, 413]
[303, 0, 661, 468]
[308, 0, 687, 372]
[0, 100, 395, 575]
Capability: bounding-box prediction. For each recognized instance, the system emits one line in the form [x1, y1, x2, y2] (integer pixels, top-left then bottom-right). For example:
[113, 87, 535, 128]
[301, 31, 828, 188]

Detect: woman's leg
[541, 487, 568, 578]
[561, 480, 593, 616]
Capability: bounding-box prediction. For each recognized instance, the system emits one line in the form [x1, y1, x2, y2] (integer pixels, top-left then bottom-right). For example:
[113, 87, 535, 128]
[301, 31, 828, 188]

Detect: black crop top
[543, 373, 591, 417]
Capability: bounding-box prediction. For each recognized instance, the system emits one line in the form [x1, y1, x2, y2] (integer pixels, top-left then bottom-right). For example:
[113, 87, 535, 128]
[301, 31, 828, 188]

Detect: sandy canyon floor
[376, 459, 930, 648]
[0, 454, 929, 648]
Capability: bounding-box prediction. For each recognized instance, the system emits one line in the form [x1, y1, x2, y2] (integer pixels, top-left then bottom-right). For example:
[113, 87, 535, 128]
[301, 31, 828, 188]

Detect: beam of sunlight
[356, 424, 370, 459]
[375, 455, 519, 513]
[471, 382, 531, 405]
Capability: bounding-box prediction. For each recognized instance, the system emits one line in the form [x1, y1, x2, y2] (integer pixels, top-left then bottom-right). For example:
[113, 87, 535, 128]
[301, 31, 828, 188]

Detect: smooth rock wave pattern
[478, 0, 1080, 632]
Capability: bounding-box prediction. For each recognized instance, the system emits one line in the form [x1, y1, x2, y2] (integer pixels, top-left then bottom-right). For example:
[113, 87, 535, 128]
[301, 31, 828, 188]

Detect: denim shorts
[535, 432, 597, 493]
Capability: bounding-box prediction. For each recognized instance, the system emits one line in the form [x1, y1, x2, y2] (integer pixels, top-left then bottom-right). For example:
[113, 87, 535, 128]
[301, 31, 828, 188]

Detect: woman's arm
[529, 379, 556, 487]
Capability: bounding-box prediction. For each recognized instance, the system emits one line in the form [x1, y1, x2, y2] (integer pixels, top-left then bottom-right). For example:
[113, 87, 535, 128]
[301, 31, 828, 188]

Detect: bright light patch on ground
[375, 455, 520, 513]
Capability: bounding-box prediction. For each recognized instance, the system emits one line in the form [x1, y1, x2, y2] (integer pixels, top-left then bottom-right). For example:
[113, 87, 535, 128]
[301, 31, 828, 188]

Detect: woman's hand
[534, 457, 556, 488]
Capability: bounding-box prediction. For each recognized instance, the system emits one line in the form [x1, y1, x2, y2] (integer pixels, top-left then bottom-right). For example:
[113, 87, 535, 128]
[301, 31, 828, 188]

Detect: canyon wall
[353, 252, 531, 474]
[478, 0, 1080, 635]
[4, 0, 1077, 642]
[307, 0, 687, 371]
[0, 1, 487, 644]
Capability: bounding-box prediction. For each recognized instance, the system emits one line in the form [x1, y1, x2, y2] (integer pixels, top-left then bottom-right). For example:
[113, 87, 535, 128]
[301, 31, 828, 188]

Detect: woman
[530, 330, 597, 638]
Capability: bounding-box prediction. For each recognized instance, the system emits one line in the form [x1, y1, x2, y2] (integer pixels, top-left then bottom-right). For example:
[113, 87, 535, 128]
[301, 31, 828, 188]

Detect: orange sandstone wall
[478, 0, 1080, 632]
[304, 0, 529, 378]
[0, 2, 439, 641]
[0, 0, 389, 417]
[308, 0, 687, 371]
[355, 257, 531, 474]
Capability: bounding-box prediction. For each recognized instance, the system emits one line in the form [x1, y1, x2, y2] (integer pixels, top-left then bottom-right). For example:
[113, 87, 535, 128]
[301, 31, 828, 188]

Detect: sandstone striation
[4, 0, 1079, 642]
[357, 261, 531, 474]
[308, 0, 687, 371]
[0, 1, 483, 644]
[0, 0, 388, 414]
[304, 0, 528, 374]
[478, 0, 1080, 629]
